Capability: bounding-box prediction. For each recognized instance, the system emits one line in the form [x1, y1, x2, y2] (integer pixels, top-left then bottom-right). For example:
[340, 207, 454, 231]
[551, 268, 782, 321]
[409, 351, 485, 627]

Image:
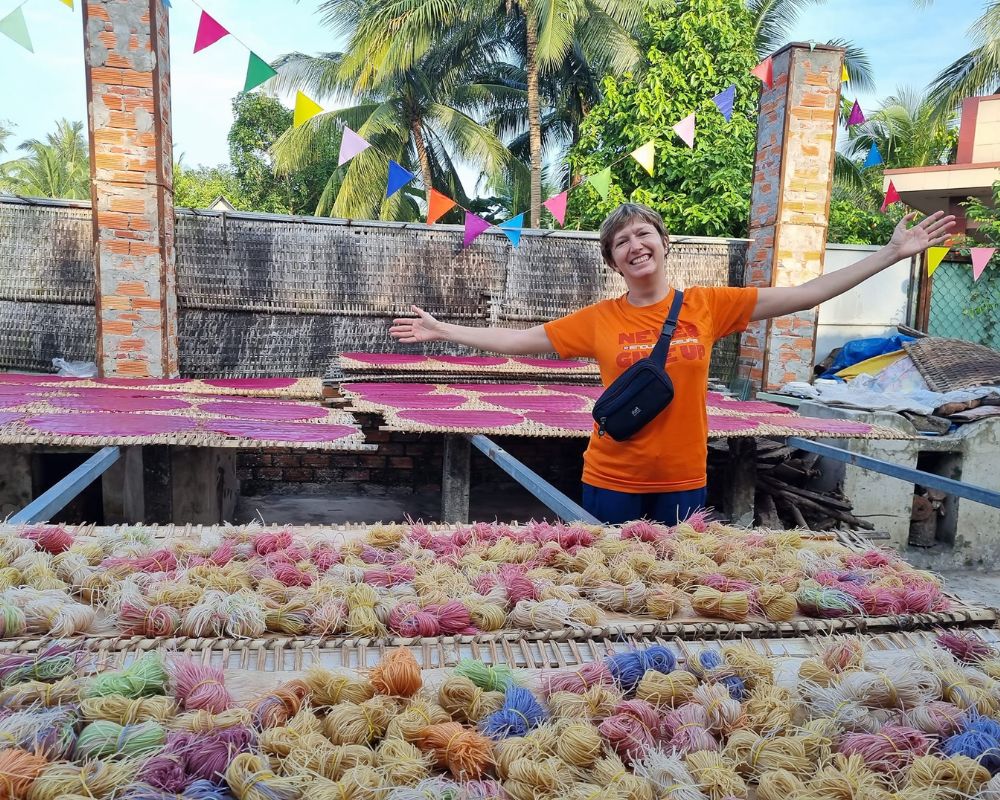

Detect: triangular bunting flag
[971, 248, 996, 282]
[588, 167, 612, 199]
[293, 91, 322, 128]
[842, 64, 850, 83]
[926, 247, 949, 277]
[338, 126, 370, 167]
[543, 191, 568, 227]
[751, 57, 773, 90]
[193, 11, 229, 53]
[862, 142, 883, 169]
[386, 161, 415, 198]
[880, 181, 901, 213]
[673, 113, 696, 148]
[59, 0, 73, 8]
[847, 100, 866, 126]
[630, 142, 655, 176]
[498, 214, 525, 247]
[163, 0, 171, 6]
[462, 212, 492, 249]
[712, 85, 736, 122]
[244, 52, 277, 93]
[0, 7, 32, 52]
[427, 189, 456, 225]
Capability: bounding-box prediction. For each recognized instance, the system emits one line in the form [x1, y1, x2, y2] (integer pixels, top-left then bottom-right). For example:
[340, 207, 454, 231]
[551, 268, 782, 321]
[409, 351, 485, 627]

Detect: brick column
[739, 43, 843, 391]
[83, 0, 178, 377]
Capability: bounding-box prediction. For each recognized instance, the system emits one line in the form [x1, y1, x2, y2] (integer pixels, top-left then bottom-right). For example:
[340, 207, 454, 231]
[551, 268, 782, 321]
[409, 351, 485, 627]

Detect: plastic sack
[52, 358, 98, 378]
[819, 334, 914, 380]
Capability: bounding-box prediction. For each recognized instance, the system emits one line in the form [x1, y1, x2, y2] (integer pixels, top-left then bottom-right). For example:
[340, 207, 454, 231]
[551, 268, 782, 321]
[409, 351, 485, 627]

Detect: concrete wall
[814, 244, 914, 363]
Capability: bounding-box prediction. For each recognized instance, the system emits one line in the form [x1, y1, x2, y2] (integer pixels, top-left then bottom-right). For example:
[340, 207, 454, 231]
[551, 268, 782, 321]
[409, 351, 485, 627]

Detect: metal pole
[467, 435, 600, 524]
[786, 436, 1000, 510]
[9, 447, 121, 524]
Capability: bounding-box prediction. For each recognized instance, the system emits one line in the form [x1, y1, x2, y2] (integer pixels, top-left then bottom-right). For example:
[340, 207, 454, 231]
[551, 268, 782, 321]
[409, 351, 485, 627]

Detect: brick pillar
[83, 0, 178, 378]
[739, 43, 843, 391]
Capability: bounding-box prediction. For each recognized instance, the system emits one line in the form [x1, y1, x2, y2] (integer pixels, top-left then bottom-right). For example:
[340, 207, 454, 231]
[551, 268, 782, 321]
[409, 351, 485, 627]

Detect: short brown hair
[598, 203, 670, 267]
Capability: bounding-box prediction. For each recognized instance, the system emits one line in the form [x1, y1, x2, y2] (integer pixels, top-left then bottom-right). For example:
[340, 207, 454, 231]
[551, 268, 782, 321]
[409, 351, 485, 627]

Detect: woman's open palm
[389, 306, 445, 343]
[890, 211, 956, 260]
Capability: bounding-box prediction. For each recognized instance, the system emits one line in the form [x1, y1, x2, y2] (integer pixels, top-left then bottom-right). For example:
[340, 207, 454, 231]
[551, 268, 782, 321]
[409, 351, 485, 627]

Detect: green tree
[271, 17, 516, 221]
[173, 161, 248, 210]
[0, 119, 89, 200]
[567, 0, 759, 237]
[923, 1, 1000, 114]
[228, 92, 339, 214]
[336, 0, 645, 226]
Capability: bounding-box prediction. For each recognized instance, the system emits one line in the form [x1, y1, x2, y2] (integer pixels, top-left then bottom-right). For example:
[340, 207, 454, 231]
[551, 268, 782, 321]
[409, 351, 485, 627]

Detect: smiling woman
[389, 202, 955, 525]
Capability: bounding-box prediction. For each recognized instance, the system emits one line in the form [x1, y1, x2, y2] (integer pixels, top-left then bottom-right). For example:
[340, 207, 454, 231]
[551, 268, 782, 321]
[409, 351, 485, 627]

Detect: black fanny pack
[592, 289, 684, 441]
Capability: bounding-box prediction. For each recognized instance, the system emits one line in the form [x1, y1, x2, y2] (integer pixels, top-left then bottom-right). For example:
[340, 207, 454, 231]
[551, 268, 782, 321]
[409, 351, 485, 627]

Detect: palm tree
[923, 1, 1000, 114]
[0, 119, 90, 200]
[747, 0, 876, 91]
[334, 0, 645, 227]
[271, 14, 519, 220]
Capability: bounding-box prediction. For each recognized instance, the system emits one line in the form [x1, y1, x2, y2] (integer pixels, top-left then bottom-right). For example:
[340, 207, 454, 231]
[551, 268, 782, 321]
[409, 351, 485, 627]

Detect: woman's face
[609, 219, 668, 282]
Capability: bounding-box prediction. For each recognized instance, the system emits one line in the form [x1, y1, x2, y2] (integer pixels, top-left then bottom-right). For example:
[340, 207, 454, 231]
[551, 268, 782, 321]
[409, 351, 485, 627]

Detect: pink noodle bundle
[845, 550, 894, 569]
[389, 602, 442, 637]
[360, 544, 403, 565]
[103, 548, 178, 573]
[21, 525, 74, 554]
[499, 567, 536, 605]
[820, 638, 864, 671]
[937, 630, 995, 663]
[903, 700, 968, 736]
[664, 703, 718, 754]
[473, 574, 499, 594]
[426, 601, 473, 635]
[140, 727, 255, 791]
[269, 560, 314, 587]
[539, 662, 614, 697]
[599, 699, 666, 764]
[207, 539, 236, 566]
[171, 659, 234, 713]
[363, 564, 417, 587]
[898, 584, 948, 613]
[840, 584, 902, 616]
[310, 544, 341, 571]
[525, 522, 596, 549]
[253, 530, 293, 556]
[620, 520, 670, 544]
[682, 509, 712, 532]
[837, 725, 932, 773]
[119, 602, 181, 637]
[700, 574, 755, 593]
[265, 543, 311, 565]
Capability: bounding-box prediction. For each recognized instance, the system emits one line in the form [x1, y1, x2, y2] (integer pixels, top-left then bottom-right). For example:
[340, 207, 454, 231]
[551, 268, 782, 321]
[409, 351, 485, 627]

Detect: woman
[390, 203, 954, 525]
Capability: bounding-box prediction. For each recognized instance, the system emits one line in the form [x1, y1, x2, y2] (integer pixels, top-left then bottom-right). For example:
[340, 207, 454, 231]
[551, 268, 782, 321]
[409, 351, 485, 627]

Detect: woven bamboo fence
[0, 197, 748, 377]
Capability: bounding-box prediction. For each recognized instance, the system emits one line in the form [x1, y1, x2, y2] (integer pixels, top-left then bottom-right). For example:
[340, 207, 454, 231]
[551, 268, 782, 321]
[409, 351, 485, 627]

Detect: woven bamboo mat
[0, 372, 323, 399]
[340, 352, 600, 377]
[904, 337, 1000, 393]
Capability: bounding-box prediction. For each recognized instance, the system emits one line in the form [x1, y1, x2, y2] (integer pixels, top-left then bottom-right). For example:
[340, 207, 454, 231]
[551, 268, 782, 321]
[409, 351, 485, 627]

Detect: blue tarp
[819, 334, 915, 380]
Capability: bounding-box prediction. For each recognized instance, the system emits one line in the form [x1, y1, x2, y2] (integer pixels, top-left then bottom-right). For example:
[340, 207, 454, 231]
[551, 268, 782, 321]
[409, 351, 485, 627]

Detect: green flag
[589, 167, 612, 200]
[0, 7, 33, 53]
[244, 51, 277, 92]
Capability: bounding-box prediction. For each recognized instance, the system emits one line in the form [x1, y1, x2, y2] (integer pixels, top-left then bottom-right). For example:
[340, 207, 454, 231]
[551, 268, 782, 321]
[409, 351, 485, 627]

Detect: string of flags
[0, 0, 73, 52]
[926, 246, 996, 282]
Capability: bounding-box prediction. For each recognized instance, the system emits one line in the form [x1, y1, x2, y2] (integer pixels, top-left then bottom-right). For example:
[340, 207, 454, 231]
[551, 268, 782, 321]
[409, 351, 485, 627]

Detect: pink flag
[462, 212, 492, 249]
[847, 100, 866, 126]
[338, 126, 370, 166]
[971, 248, 996, 282]
[673, 113, 696, 148]
[193, 11, 229, 53]
[543, 191, 568, 226]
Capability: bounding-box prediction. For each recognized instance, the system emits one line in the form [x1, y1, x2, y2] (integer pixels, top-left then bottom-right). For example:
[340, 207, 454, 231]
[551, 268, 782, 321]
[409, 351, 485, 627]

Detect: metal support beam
[787, 436, 1000, 510]
[468, 435, 600, 524]
[9, 447, 121, 524]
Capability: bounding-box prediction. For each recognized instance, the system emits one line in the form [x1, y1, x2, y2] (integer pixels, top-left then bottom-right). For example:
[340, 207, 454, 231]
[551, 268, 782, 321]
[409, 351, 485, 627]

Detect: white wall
[813, 244, 914, 365]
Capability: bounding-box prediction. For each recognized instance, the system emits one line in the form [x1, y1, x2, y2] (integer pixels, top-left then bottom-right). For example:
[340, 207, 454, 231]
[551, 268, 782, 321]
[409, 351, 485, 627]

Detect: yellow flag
[927, 247, 949, 276]
[630, 141, 655, 176]
[842, 64, 849, 83]
[59, 0, 73, 7]
[293, 91, 323, 128]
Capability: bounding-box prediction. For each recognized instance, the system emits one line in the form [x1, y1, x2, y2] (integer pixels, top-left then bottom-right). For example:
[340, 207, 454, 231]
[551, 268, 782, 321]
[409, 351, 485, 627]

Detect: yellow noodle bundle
[636, 669, 698, 708]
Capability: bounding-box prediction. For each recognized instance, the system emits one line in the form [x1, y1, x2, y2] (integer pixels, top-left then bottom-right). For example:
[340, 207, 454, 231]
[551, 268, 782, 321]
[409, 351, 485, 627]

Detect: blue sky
[0, 0, 979, 171]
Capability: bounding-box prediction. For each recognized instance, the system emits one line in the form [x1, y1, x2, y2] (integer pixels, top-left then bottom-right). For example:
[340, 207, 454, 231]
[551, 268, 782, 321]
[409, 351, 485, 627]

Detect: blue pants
[582, 483, 707, 526]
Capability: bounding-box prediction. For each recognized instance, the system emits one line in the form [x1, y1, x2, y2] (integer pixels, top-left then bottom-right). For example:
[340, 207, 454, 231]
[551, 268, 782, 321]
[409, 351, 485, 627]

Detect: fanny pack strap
[648, 289, 685, 368]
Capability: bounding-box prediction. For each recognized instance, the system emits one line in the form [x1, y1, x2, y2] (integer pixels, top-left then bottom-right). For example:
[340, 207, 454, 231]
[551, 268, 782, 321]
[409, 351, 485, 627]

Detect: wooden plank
[441, 436, 471, 523]
[722, 437, 756, 524]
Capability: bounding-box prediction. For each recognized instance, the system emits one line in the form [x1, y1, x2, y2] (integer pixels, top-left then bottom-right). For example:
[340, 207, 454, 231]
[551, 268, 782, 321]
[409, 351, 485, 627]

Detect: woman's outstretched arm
[751, 211, 956, 322]
[389, 305, 556, 355]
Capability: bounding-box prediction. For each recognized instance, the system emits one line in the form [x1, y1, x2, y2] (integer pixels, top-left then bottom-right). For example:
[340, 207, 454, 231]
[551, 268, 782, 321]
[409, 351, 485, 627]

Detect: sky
[0, 0, 982, 172]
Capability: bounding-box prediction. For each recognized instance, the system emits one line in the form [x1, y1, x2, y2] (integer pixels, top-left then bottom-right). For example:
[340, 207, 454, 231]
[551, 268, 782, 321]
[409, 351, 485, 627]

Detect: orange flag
[427, 189, 456, 225]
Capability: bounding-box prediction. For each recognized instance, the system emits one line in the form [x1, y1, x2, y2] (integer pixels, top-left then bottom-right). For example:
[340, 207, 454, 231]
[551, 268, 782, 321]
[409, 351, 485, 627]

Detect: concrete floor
[938, 571, 1000, 610]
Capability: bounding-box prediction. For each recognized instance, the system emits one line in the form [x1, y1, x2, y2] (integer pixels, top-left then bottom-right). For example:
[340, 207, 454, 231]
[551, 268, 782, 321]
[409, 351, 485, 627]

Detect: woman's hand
[887, 211, 956, 260]
[389, 305, 447, 344]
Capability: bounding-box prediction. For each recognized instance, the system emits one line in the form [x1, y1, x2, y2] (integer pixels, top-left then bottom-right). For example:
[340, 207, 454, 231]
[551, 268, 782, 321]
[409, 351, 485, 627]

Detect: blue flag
[712, 85, 736, 122]
[386, 161, 415, 198]
[498, 214, 525, 247]
[862, 142, 883, 169]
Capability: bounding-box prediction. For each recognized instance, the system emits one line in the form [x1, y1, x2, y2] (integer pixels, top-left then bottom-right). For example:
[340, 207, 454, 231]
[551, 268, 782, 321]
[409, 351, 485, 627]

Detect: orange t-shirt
[543, 286, 758, 493]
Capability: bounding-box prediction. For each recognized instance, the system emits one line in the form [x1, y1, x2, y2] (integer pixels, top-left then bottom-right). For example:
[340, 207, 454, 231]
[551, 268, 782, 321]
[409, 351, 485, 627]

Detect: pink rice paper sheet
[202, 420, 359, 443]
[48, 395, 193, 413]
[367, 395, 469, 411]
[448, 383, 544, 394]
[524, 411, 596, 432]
[707, 417, 760, 434]
[0, 373, 68, 384]
[479, 393, 588, 412]
[513, 357, 595, 370]
[202, 378, 299, 390]
[706, 392, 794, 415]
[432, 355, 508, 367]
[23, 412, 199, 437]
[0, 412, 25, 426]
[394, 409, 525, 428]
[748, 415, 875, 435]
[342, 352, 429, 366]
[545, 384, 604, 399]
[88, 377, 190, 387]
[346, 382, 437, 397]
[199, 400, 330, 422]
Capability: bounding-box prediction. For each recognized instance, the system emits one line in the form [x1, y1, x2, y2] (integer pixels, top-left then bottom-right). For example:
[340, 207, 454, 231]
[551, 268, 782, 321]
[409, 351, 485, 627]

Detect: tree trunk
[411, 122, 433, 196]
[525, 17, 542, 229]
